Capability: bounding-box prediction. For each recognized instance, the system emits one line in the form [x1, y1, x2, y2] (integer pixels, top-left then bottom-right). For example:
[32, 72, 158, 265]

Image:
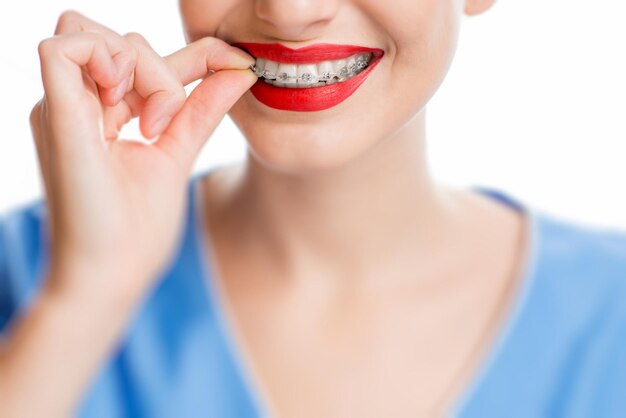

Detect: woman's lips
[232, 42, 382, 63]
[232, 42, 384, 112]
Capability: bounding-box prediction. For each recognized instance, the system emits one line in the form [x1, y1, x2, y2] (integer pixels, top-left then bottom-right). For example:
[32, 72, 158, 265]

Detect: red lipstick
[232, 42, 384, 112]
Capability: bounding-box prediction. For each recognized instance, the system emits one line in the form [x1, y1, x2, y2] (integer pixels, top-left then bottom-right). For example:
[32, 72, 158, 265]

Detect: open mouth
[232, 42, 384, 112]
[251, 52, 375, 88]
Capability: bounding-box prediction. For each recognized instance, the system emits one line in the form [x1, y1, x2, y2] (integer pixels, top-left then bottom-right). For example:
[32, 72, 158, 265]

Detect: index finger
[164, 37, 255, 86]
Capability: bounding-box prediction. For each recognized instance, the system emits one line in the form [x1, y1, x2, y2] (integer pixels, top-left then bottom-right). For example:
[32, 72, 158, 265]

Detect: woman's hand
[29, 10, 256, 303]
[0, 11, 257, 417]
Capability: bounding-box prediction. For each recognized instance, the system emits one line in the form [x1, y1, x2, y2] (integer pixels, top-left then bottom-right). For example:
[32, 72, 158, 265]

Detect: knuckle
[37, 31, 105, 61]
[29, 99, 46, 143]
[80, 31, 109, 54]
[55, 9, 84, 34]
[83, 29, 106, 44]
[195, 37, 233, 64]
[29, 99, 41, 116]
[123, 32, 148, 46]
[37, 37, 58, 59]
[195, 36, 221, 50]
[29, 100, 42, 128]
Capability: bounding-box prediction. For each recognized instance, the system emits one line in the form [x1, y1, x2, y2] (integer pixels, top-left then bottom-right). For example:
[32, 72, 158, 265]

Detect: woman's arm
[0, 10, 256, 417]
[0, 264, 147, 417]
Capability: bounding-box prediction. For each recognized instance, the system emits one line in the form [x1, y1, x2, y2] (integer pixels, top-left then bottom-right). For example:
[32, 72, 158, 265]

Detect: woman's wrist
[45, 256, 156, 311]
[0, 266, 150, 417]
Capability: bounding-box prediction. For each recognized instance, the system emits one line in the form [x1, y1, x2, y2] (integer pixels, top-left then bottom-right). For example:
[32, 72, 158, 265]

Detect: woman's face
[179, 0, 491, 174]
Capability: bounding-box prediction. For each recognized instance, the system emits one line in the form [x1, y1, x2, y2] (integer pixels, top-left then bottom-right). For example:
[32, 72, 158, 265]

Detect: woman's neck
[211, 109, 467, 283]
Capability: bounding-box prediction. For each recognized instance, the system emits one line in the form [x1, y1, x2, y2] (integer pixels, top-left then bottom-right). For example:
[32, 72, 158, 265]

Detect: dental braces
[249, 56, 370, 83]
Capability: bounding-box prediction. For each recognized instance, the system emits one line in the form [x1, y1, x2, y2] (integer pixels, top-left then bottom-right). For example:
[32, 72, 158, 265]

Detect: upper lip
[232, 42, 384, 64]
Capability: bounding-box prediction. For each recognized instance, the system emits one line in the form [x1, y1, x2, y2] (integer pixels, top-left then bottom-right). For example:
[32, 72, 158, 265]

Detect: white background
[1, 0, 625, 229]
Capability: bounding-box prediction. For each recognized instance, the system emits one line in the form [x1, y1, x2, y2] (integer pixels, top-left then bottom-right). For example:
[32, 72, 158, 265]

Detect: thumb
[155, 68, 257, 169]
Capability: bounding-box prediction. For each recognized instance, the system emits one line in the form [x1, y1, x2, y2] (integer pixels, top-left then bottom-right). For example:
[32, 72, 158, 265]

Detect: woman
[1, 0, 625, 416]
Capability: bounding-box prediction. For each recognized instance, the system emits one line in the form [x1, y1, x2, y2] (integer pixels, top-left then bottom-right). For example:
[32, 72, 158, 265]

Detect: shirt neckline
[190, 168, 272, 415]
[189, 168, 543, 417]
[445, 186, 542, 416]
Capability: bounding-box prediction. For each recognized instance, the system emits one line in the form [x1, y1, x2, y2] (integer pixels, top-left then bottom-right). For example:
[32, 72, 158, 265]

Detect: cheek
[379, 0, 462, 120]
[385, 0, 461, 83]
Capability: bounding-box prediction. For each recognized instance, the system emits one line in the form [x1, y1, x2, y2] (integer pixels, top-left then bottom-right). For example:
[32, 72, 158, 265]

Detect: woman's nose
[254, 0, 340, 39]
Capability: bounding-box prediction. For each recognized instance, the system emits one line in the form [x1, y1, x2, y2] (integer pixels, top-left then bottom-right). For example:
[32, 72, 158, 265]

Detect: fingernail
[152, 116, 171, 136]
[115, 53, 133, 80]
[113, 77, 130, 102]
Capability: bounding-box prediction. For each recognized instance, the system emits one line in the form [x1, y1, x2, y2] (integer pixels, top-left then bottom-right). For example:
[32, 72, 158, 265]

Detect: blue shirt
[1, 168, 626, 417]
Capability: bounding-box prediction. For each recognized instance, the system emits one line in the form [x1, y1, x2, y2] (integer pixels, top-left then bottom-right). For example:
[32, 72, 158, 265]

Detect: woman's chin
[228, 104, 375, 176]
[243, 134, 367, 176]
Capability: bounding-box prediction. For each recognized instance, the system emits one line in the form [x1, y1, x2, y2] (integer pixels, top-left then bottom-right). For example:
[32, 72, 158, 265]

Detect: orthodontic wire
[249, 56, 370, 82]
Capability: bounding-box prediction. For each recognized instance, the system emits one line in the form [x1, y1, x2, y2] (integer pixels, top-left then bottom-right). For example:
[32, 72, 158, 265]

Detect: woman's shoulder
[458, 197, 626, 416]
[475, 185, 626, 296]
[524, 209, 626, 352]
[532, 210, 626, 290]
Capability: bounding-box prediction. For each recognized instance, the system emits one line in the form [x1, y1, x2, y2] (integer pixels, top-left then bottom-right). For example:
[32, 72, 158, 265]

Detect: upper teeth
[250, 52, 373, 88]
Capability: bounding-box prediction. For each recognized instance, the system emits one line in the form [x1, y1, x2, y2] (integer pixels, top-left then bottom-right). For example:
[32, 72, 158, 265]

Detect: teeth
[263, 60, 279, 80]
[254, 58, 267, 75]
[252, 52, 374, 88]
[274, 63, 298, 87]
[356, 53, 369, 70]
[333, 58, 348, 81]
[297, 64, 318, 86]
[345, 56, 358, 80]
[317, 60, 335, 82]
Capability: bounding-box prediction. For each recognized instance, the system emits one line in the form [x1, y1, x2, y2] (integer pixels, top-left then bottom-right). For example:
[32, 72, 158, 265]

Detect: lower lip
[249, 55, 383, 112]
